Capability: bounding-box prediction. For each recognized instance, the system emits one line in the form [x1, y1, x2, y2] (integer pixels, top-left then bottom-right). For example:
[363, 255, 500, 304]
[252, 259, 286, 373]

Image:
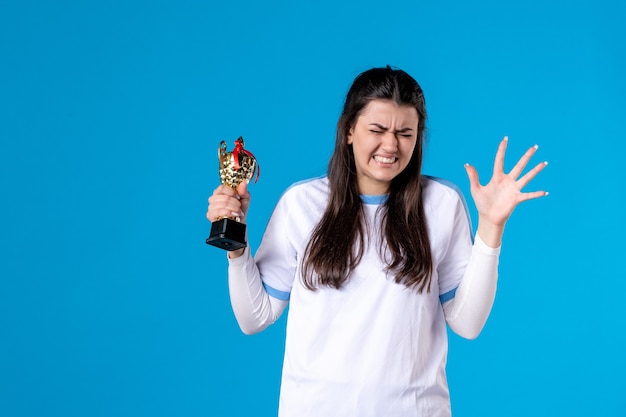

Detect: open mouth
[373, 155, 397, 164]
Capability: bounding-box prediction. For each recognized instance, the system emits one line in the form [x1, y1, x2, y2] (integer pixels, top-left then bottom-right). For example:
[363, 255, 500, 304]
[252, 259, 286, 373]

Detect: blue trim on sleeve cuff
[439, 287, 457, 304]
[263, 282, 291, 301]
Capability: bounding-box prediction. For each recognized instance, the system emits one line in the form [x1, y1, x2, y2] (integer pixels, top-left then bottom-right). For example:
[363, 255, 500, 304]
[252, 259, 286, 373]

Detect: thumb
[464, 163, 480, 192]
[236, 180, 250, 199]
[236, 181, 251, 217]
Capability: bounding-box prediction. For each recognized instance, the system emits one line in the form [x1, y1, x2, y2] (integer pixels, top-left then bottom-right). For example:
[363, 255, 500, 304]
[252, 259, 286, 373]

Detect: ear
[347, 127, 354, 145]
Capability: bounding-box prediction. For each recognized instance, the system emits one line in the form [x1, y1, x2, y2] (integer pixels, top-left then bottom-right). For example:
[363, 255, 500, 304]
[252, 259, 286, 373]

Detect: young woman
[207, 66, 547, 417]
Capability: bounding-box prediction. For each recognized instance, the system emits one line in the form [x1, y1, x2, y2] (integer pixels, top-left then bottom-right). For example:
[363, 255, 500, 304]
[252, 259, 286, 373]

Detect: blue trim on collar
[360, 194, 388, 205]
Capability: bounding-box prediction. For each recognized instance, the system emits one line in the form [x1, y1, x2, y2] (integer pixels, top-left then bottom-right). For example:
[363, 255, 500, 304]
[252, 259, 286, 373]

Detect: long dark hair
[302, 66, 433, 293]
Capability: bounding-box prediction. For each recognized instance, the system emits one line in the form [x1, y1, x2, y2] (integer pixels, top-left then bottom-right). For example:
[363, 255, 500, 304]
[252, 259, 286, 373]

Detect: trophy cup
[206, 137, 259, 251]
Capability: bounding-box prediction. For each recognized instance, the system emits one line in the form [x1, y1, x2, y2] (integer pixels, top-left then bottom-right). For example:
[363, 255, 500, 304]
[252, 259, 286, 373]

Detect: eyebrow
[368, 123, 414, 133]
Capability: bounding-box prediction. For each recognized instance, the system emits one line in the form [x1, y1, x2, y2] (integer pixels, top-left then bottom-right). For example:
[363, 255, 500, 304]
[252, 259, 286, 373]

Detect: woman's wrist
[228, 247, 246, 259]
[476, 218, 505, 248]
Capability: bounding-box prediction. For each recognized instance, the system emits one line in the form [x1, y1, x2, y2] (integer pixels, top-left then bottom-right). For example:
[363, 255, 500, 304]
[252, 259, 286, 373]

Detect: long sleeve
[227, 247, 289, 335]
[442, 234, 501, 339]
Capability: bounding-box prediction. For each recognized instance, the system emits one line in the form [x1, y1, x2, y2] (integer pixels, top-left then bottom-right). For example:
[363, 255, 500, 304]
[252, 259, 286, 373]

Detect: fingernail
[533, 144, 539, 150]
[231, 211, 240, 218]
[544, 161, 548, 166]
[544, 191, 549, 196]
[503, 136, 509, 141]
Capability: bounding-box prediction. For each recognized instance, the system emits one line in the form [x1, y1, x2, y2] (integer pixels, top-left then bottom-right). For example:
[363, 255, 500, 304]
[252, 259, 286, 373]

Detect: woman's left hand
[465, 136, 548, 246]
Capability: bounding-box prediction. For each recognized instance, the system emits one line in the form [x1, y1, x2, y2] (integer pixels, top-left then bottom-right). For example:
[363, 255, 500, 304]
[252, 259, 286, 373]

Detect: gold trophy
[206, 137, 259, 251]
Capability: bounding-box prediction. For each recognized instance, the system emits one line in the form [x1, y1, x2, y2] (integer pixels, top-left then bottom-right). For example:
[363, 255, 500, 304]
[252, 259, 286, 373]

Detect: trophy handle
[218, 141, 227, 167]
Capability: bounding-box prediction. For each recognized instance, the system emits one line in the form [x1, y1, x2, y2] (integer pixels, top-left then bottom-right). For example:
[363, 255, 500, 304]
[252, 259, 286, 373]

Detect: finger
[213, 184, 238, 197]
[207, 209, 242, 222]
[510, 144, 539, 179]
[207, 207, 243, 222]
[207, 208, 234, 222]
[207, 193, 244, 221]
[208, 185, 240, 212]
[517, 160, 548, 189]
[519, 190, 549, 202]
[207, 204, 244, 222]
[464, 163, 480, 191]
[493, 136, 508, 176]
[208, 194, 242, 211]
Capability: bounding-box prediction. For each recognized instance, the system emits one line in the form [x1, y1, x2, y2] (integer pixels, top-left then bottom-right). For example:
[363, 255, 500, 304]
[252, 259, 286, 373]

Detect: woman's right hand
[207, 182, 251, 259]
[206, 181, 251, 224]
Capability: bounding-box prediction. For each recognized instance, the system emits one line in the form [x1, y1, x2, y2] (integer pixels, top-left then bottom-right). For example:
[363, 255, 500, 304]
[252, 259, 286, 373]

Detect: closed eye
[368, 123, 387, 134]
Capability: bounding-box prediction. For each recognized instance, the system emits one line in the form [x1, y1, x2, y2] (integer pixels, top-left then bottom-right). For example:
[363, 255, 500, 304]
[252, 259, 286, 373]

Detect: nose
[381, 132, 398, 153]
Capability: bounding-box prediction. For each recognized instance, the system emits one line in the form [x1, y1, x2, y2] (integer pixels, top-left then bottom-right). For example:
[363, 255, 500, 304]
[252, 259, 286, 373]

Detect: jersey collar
[360, 194, 388, 205]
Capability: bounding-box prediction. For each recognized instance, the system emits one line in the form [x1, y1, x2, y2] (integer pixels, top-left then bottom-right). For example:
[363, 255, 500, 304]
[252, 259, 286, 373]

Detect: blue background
[1, 0, 624, 416]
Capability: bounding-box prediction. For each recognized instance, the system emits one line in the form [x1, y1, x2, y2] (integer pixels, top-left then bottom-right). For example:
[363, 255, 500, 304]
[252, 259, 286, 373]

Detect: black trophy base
[206, 218, 247, 251]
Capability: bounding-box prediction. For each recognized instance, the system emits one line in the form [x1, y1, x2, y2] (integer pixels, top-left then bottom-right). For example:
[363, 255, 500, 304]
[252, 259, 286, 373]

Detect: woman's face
[347, 99, 419, 195]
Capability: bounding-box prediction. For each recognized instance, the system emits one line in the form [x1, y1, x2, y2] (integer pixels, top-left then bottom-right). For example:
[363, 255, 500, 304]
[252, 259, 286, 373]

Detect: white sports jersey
[254, 176, 473, 417]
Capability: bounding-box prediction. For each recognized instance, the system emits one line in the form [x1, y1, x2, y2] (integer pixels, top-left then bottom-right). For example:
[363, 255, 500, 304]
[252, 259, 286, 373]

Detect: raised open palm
[465, 136, 548, 228]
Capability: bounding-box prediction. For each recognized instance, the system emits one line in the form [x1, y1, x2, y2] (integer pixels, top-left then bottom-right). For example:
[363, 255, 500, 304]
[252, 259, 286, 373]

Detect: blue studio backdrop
[1, 0, 624, 416]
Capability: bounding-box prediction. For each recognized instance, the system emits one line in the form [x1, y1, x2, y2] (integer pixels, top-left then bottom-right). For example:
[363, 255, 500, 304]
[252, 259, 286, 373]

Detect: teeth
[374, 156, 396, 163]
